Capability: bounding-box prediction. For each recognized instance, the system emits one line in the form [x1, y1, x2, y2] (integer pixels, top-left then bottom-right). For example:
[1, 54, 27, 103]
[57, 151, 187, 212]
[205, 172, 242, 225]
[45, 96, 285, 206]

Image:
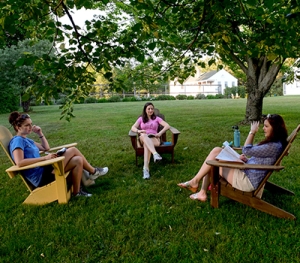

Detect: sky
[58, 8, 104, 30]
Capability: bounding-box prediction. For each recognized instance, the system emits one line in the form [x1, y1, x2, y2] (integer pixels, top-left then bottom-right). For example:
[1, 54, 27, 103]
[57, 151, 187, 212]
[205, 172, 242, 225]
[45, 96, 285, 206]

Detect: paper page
[216, 146, 244, 163]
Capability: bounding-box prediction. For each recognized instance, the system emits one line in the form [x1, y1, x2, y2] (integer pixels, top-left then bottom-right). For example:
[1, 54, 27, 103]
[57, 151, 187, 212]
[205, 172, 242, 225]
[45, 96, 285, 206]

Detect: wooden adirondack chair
[0, 125, 77, 205]
[129, 109, 180, 165]
[206, 124, 300, 220]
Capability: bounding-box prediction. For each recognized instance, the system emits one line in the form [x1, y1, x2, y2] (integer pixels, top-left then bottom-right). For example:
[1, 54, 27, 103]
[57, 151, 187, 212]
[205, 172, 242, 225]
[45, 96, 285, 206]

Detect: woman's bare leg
[139, 135, 160, 154]
[187, 147, 223, 187]
[64, 155, 83, 194]
[178, 147, 223, 200]
[143, 147, 151, 170]
[140, 135, 160, 171]
[63, 147, 95, 174]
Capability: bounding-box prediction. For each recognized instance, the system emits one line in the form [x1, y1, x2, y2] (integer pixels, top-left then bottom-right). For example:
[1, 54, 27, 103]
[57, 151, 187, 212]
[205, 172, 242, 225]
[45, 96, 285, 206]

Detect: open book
[216, 146, 244, 163]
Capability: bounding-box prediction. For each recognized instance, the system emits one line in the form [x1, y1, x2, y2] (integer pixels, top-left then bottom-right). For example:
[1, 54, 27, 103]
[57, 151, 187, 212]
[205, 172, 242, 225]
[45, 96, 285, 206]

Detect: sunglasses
[266, 114, 273, 119]
[20, 114, 30, 119]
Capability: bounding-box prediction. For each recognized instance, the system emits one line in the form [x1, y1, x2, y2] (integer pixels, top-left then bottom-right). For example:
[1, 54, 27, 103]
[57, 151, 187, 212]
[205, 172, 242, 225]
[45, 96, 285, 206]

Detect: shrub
[195, 93, 206, 99]
[55, 97, 67, 105]
[176, 94, 187, 100]
[187, 95, 194, 100]
[0, 88, 19, 113]
[108, 95, 121, 102]
[97, 98, 107, 103]
[156, 95, 176, 100]
[206, 95, 215, 99]
[85, 97, 98, 103]
[215, 94, 225, 99]
[122, 97, 139, 102]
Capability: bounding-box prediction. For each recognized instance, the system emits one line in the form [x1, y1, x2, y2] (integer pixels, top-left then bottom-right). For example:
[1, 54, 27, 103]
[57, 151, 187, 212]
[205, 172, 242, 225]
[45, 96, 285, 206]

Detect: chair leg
[246, 197, 295, 220]
[210, 166, 220, 208]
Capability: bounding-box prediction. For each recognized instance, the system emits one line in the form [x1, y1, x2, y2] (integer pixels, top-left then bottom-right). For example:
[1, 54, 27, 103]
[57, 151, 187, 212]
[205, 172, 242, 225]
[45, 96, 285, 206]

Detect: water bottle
[232, 125, 240, 147]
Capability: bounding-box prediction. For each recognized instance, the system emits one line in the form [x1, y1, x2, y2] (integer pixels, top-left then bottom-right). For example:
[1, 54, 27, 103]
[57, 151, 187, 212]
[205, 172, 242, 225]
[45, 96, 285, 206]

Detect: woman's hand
[32, 125, 43, 136]
[44, 153, 57, 160]
[250, 121, 260, 134]
[239, 154, 248, 162]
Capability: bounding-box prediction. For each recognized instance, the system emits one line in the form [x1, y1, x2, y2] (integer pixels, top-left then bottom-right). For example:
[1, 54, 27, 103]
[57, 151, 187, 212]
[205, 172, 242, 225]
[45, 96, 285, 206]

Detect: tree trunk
[243, 57, 284, 122]
[21, 100, 31, 112]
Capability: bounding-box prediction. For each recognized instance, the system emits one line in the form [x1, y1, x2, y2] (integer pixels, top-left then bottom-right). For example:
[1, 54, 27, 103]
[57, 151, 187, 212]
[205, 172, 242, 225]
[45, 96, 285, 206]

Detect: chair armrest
[129, 130, 138, 137]
[39, 143, 78, 154]
[6, 157, 65, 178]
[169, 126, 180, 135]
[206, 160, 284, 171]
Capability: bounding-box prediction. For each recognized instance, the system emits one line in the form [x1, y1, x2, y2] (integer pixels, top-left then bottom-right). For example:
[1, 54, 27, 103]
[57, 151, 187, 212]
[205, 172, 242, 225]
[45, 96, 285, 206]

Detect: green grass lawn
[0, 96, 299, 263]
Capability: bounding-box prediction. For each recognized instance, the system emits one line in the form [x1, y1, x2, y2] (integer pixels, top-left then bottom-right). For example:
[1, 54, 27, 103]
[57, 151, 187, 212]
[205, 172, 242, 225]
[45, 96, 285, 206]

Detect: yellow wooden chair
[0, 125, 77, 205]
[206, 124, 300, 220]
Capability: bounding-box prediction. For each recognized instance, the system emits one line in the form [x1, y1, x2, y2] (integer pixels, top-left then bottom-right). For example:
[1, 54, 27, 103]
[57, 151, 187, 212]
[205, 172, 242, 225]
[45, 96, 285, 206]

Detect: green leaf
[15, 58, 25, 67]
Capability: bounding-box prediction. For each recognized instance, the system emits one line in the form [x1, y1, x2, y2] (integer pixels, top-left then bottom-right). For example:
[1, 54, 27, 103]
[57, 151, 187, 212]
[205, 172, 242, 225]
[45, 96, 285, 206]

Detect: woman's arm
[244, 121, 260, 146]
[157, 120, 171, 136]
[131, 119, 145, 134]
[13, 148, 56, 167]
[32, 125, 50, 151]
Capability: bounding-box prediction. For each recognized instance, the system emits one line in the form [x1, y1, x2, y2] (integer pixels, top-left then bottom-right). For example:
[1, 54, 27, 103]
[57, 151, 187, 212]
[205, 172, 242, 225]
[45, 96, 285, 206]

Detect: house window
[232, 81, 235, 87]
[225, 81, 228, 87]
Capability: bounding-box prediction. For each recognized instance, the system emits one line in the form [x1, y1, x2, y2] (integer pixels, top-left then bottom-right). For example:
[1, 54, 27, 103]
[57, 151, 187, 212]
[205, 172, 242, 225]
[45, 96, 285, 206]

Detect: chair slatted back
[0, 125, 35, 191]
[254, 124, 300, 196]
[0, 126, 14, 165]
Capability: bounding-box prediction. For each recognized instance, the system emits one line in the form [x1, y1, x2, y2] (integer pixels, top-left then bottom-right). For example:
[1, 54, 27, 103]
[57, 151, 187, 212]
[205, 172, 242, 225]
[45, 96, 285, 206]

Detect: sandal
[177, 181, 198, 193]
[189, 192, 207, 202]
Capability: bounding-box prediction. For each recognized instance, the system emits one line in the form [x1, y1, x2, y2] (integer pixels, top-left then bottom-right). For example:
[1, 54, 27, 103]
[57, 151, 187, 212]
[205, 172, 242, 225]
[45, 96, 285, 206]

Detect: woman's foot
[189, 191, 207, 202]
[90, 167, 109, 180]
[177, 181, 198, 193]
[143, 168, 150, 179]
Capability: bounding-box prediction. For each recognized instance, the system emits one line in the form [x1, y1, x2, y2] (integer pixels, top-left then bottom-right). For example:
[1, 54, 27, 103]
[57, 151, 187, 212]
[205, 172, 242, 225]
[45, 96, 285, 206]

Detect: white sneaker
[143, 169, 150, 179]
[153, 153, 162, 163]
[90, 167, 109, 180]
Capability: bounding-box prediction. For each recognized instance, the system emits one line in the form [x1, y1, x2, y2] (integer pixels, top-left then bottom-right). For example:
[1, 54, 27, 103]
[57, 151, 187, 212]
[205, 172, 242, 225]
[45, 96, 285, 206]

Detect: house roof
[197, 70, 218, 81]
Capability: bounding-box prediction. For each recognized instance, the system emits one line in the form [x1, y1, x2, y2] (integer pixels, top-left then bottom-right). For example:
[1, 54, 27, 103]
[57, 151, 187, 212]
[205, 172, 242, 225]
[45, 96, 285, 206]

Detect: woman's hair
[141, 102, 156, 123]
[258, 114, 288, 149]
[8, 111, 31, 132]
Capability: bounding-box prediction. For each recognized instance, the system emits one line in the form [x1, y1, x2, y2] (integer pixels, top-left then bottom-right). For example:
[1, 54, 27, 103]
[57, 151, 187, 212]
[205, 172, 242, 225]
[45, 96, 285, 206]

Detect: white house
[169, 69, 238, 97]
[283, 68, 300, 95]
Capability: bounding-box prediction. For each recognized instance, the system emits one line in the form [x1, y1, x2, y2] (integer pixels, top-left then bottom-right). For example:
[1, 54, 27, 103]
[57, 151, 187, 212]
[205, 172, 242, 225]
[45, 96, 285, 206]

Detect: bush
[187, 95, 194, 100]
[156, 95, 176, 100]
[85, 97, 98, 103]
[108, 95, 121, 102]
[176, 94, 187, 100]
[195, 93, 206, 99]
[97, 98, 108, 103]
[206, 95, 215, 99]
[122, 96, 140, 102]
[215, 94, 225, 99]
[0, 88, 19, 113]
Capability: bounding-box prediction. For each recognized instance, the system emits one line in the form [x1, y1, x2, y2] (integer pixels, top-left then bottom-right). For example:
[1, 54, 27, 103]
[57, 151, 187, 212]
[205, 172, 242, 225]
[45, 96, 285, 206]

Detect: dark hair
[258, 114, 288, 149]
[142, 102, 156, 123]
[8, 111, 31, 132]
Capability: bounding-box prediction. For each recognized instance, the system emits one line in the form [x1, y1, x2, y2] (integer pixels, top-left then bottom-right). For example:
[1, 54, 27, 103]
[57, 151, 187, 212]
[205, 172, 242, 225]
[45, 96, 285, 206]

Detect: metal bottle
[232, 125, 240, 147]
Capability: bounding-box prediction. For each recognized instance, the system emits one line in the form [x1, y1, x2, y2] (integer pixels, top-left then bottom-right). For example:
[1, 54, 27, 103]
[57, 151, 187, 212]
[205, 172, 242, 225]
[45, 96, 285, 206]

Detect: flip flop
[177, 181, 198, 193]
[189, 192, 207, 202]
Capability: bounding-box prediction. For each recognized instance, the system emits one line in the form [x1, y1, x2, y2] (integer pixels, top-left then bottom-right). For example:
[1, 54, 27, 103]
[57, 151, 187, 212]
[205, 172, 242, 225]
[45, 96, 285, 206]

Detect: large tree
[120, 0, 300, 121]
[1, 0, 299, 121]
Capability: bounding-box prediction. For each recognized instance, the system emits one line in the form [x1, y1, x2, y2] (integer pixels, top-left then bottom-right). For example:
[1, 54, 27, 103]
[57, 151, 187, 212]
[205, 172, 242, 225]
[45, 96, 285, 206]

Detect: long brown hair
[141, 102, 156, 123]
[258, 114, 288, 149]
